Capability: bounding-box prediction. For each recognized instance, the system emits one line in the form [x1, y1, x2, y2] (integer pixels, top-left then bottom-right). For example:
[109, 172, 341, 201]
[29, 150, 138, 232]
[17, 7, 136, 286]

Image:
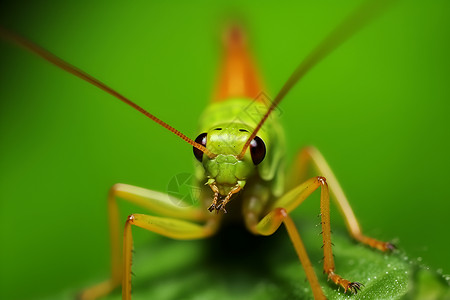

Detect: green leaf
[47, 222, 449, 300]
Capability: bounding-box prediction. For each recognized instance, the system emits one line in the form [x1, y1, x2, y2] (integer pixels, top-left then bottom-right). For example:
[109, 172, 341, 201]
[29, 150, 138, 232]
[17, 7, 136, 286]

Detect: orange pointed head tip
[229, 26, 243, 42]
[223, 24, 246, 47]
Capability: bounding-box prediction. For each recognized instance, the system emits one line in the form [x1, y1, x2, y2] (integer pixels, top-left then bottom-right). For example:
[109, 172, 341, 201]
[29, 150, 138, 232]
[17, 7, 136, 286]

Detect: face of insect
[193, 123, 266, 197]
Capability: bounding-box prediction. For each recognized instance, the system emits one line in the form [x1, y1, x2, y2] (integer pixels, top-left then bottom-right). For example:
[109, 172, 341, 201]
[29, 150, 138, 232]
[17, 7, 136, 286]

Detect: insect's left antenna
[0, 27, 215, 158]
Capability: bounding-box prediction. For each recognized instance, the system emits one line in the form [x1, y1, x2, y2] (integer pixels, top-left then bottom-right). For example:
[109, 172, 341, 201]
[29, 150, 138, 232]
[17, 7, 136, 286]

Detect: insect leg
[79, 183, 211, 300]
[122, 213, 220, 300]
[247, 177, 360, 298]
[291, 146, 394, 251]
[247, 206, 325, 300]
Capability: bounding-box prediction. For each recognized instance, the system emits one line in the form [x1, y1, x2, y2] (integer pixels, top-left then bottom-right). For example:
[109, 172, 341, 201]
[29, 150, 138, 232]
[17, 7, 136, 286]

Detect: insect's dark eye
[250, 136, 266, 165]
[193, 132, 207, 162]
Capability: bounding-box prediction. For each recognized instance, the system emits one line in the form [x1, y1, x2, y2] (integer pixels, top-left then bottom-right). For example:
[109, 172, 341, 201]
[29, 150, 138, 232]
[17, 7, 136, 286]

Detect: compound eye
[193, 132, 207, 162]
[250, 136, 266, 165]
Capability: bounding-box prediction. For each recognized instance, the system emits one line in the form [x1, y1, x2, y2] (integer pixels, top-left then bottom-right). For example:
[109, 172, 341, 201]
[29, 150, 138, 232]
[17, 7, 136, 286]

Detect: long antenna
[0, 27, 216, 159]
[237, 0, 395, 159]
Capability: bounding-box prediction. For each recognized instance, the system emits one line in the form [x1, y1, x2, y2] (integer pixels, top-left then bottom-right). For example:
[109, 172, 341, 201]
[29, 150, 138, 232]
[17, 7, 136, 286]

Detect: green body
[195, 98, 285, 215]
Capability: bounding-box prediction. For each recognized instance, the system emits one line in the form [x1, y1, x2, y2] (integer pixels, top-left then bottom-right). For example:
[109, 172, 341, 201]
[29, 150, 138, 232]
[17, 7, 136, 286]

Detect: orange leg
[246, 176, 362, 299]
[122, 213, 219, 300]
[291, 146, 395, 252]
[79, 183, 212, 300]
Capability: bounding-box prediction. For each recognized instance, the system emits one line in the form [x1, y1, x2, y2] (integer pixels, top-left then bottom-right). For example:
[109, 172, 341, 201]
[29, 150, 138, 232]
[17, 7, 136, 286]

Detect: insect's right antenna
[237, 0, 396, 159]
[0, 27, 216, 158]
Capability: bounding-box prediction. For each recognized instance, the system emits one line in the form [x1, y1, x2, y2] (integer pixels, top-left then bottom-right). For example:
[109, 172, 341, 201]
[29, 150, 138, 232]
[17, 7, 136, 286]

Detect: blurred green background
[0, 0, 449, 299]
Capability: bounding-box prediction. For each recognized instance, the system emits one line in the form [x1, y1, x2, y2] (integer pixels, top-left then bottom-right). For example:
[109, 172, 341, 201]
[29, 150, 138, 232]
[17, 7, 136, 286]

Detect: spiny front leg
[316, 176, 362, 294]
[265, 176, 364, 297]
[291, 146, 396, 252]
[123, 214, 220, 300]
[79, 183, 209, 300]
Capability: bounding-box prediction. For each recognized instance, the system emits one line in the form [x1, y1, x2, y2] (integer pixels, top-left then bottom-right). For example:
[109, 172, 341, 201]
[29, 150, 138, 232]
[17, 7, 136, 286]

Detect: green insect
[1, 1, 402, 299]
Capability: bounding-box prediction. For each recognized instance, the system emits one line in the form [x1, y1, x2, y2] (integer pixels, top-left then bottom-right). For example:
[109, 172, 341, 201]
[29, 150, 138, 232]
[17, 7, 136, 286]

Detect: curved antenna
[237, 0, 395, 159]
[0, 26, 216, 159]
